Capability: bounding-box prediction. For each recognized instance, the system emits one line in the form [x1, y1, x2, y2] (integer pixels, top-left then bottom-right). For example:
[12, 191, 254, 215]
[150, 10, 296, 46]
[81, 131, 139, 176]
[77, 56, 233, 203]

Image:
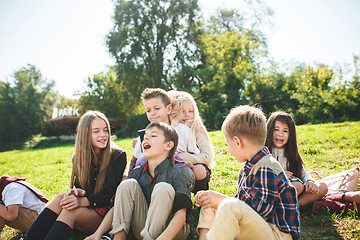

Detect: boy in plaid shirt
[195, 105, 300, 240]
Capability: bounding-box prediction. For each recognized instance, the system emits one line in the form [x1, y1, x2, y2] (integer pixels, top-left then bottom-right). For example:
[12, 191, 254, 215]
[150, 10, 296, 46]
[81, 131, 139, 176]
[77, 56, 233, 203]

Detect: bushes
[115, 113, 149, 139]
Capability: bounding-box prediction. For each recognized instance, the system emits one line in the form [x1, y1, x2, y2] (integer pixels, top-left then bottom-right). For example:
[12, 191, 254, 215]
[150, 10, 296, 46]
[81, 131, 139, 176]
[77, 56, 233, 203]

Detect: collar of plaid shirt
[243, 146, 270, 175]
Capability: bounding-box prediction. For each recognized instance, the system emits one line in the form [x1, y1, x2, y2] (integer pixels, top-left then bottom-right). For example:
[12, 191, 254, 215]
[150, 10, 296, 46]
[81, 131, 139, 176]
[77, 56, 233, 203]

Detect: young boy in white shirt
[0, 175, 48, 233]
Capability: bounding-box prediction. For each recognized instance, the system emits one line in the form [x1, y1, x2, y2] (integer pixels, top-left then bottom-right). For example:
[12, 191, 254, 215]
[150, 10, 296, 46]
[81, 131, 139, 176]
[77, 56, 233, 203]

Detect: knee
[292, 182, 305, 195]
[218, 197, 243, 212]
[53, 193, 66, 203]
[117, 178, 139, 194]
[193, 164, 207, 180]
[47, 193, 66, 212]
[318, 182, 328, 196]
[152, 182, 175, 198]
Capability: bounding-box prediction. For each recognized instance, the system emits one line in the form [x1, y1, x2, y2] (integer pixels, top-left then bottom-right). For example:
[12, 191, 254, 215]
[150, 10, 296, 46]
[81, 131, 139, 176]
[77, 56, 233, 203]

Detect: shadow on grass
[300, 205, 343, 240]
[3, 206, 357, 240]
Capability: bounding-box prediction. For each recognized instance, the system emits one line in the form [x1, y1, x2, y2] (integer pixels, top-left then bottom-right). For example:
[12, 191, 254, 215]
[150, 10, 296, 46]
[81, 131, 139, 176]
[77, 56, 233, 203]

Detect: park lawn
[0, 121, 359, 240]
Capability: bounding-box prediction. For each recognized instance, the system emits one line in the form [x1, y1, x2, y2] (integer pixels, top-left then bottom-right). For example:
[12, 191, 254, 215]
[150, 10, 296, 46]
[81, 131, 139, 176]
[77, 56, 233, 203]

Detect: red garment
[313, 193, 358, 215]
[0, 175, 48, 203]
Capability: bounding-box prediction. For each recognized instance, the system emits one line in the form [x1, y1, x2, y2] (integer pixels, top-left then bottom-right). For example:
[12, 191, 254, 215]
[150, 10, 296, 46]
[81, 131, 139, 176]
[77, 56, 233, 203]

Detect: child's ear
[233, 136, 242, 148]
[166, 104, 172, 114]
[165, 141, 174, 151]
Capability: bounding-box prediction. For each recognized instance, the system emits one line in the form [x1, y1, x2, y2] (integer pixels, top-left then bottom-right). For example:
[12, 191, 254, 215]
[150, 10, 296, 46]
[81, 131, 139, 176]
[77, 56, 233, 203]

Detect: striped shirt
[236, 147, 300, 240]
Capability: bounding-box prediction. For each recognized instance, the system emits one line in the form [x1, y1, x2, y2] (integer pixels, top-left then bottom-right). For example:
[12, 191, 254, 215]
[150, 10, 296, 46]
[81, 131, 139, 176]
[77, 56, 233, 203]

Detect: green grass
[1, 121, 359, 239]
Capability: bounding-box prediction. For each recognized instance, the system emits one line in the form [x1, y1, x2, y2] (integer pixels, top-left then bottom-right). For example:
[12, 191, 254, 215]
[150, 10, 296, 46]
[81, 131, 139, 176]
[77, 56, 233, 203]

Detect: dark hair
[141, 88, 171, 107]
[266, 111, 304, 178]
[145, 122, 178, 161]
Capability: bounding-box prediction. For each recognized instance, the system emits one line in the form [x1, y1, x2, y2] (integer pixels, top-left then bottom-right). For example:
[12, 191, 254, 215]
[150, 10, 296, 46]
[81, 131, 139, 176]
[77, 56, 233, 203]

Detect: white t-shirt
[173, 123, 200, 155]
[2, 182, 46, 214]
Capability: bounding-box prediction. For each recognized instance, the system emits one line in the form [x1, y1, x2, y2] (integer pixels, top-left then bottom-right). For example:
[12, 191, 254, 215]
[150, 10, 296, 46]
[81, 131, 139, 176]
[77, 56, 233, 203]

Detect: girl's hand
[285, 171, 293, 178]
[60, 194, 81, 210]
[132, 138, 138, 148]
[67, 188, 86, 197]
[305, 180, 319, 194]
[194, 190, 227, 209]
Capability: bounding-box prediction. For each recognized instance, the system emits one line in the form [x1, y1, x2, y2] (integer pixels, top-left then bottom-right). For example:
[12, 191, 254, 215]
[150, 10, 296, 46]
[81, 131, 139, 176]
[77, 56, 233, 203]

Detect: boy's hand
[194, 190, 227, 209]
[305, 180, 319, 194]
[60, 194, 81, 210]
[132, 138, 138, 148]
[66, 188, 86, 197]
[285, 171, 293, 178]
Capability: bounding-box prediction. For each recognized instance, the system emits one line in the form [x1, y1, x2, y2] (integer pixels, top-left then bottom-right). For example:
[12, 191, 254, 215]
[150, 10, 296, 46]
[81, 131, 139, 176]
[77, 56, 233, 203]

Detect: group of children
[0, 87, 359, 240]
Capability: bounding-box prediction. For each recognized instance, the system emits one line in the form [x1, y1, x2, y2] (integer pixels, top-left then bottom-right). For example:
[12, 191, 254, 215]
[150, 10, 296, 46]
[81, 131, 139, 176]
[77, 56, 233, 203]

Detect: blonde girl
[266, 111, 327, 206]
[168, 90, 214, 193]
[25, 111, 127, 240]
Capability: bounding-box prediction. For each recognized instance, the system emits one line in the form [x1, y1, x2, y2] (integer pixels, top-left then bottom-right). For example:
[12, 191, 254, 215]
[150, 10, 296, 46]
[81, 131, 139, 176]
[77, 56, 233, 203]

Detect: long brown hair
[71, 111, 112, 194]
[266, 112, 304, 178]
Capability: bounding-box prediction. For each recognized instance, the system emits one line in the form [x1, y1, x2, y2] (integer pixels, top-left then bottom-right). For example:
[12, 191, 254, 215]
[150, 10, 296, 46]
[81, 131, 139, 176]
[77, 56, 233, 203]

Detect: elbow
[6, 212, 18, 221]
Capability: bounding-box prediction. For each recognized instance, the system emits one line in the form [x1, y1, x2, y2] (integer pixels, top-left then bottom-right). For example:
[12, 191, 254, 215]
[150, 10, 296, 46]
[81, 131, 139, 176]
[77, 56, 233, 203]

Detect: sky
[1, 0, 359, 98]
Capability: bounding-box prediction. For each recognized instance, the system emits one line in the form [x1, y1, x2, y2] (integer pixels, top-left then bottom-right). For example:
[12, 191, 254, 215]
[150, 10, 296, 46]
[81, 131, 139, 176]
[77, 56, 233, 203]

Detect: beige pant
[110, 179, 189, 240]
[0, 207, 39, 232]
[197, 197, 293, 240]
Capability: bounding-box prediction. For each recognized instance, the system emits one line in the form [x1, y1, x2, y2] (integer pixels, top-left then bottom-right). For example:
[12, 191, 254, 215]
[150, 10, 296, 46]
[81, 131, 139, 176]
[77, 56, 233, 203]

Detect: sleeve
[171, 169, 192, 213]
[133, 137, 142, 159]
[248, 166, 278, 219]
[300, 164, 312, 183]
[178, 128, 213, 167]
[3, 184, 26, 207]
[86, 150, 127, 207]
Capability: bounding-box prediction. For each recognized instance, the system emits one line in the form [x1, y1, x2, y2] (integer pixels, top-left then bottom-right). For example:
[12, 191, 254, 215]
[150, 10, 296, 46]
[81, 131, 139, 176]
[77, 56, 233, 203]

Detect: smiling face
[179, 99, 194, 125]
[142, 126, 172, 160]
[272, 120, 290, 149]
[144, 97, 172, 124]
[90, 117, 109, 153]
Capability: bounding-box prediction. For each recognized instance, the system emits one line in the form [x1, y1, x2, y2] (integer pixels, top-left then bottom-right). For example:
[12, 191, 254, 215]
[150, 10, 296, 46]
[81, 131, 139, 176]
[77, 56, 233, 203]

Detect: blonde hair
[168, 90, 208, 136]
[222, 105, 267, 145]
[71, 111, 112, 194]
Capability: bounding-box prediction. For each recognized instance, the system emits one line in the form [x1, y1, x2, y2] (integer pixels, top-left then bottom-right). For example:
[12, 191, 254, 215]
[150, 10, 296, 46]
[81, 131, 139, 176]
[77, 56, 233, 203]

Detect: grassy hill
[1, 121, 359, 239]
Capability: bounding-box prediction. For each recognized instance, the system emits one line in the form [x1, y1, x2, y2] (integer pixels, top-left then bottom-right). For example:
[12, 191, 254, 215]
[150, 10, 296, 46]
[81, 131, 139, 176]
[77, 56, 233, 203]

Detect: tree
[196, 30, 266, 129]
[78, 69, 142, 119]
[291, 65, 336, 123]
[245, 67, 299, 116]
[0, 65, 56, 144]
[107, 0, 202, 100]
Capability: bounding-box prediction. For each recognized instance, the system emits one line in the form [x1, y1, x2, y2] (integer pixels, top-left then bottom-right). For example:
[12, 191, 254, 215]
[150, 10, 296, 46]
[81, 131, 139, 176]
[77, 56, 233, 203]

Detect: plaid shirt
[236, 147, 300, 240]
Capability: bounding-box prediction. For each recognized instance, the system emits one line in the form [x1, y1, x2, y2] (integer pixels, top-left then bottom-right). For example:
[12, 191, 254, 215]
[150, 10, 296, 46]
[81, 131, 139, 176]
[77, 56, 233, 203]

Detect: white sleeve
[301, 165, 313, 183]
[2, 183, 26, 207]
[132, 136, 142, 159]
[174, 124, 200, 155]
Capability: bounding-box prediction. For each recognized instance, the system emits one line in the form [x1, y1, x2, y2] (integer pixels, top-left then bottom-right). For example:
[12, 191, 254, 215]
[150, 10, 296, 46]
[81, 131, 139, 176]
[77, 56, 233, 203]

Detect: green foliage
[107, 0, 202, 98]
[115, 113, 150, 138]
[246, 68, 299, 116]
[0, 65, 56, 144]
[197, 30, 266, 129]
[78, 69, 141, 119]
